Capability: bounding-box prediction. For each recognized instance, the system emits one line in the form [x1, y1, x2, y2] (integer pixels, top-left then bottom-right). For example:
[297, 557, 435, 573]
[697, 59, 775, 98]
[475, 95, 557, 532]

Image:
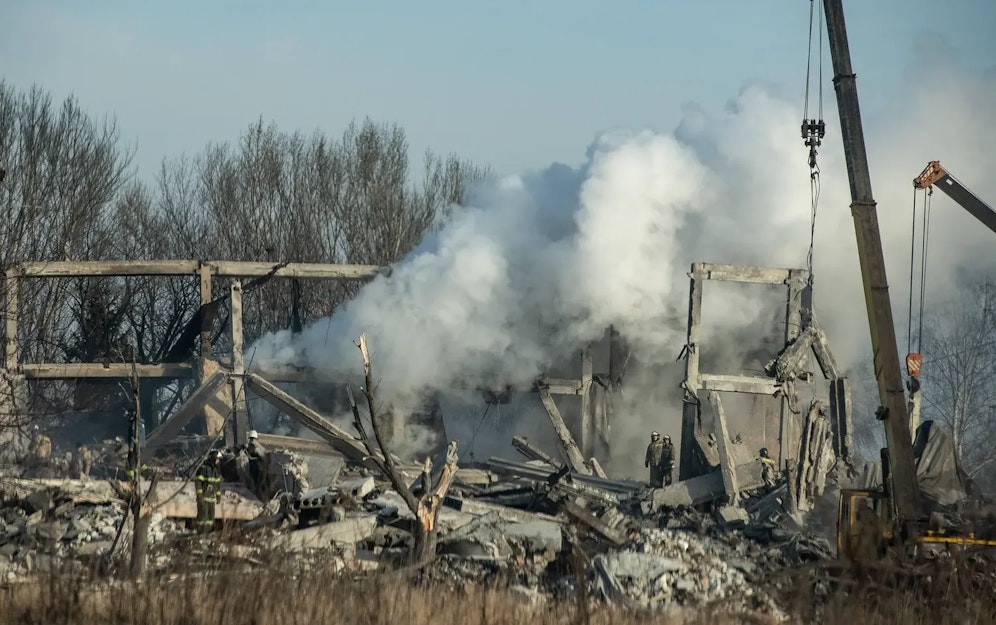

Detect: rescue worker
[245, 429, 269, 498]
[195, 450, 223, 533]
[661, 435, 675, 486]
[759, 447, 777, 487]
[644, 431, 666, 488]
[69, 443, 92, 480]
[28, 427, 52, 463]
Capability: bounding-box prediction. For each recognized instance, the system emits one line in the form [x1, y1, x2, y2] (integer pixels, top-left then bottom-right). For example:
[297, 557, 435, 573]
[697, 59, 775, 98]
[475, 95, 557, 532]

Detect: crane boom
[914, 161, 996, 234]
[823, 0, 922, 526]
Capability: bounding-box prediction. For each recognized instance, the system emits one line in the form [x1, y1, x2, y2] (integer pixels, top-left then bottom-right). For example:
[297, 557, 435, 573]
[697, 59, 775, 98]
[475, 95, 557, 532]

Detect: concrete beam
[4, 274, 18, 370]
[645, 461, 764, 510]
[768, 328, 814, 382]
[484, 457, 643, 495]
[256, 433, 336, 455]
[229, 281, 249, 445]
[511, 435, 560, 468]
[698, 373, 779, 395]
[243, 373, 376, 468]
[211, 261, 382, 280]
[270, 516, 378, 552]
[13, 260, 384, 280]
[444, 496, 564, 525]
[679, 270, 703, 481]
[810, 322, 843, 380]
[691, 263, 808, 285]
[535, 377, 583, 396]
[707, 392, 740, 504]
[198, 265, 212, 359]
[829, 378, 853, 463]
[538, 388, 590, 474]
[145, 371, 229, 449]
[20, 362, 195, 379]
[14, 260, 201, 277]
[579, 345, 594, 457]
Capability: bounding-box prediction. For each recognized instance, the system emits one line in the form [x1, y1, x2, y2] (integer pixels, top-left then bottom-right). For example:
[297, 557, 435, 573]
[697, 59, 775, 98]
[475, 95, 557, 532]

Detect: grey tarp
[912, 420, 971, 507]
[852, 420, 971, 507]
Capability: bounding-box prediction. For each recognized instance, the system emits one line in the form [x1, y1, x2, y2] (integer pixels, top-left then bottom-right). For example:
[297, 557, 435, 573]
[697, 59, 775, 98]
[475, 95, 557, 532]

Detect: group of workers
[25, 421, 271, 533]
[645, 431, 781, 490]
[26, 428, 92, 480]
[194, 429, 269, 532]
[644, 431, 675, 487]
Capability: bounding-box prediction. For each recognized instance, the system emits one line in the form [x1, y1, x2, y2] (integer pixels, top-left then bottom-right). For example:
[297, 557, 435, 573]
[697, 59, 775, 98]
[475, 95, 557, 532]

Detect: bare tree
[848, 275, 996, 491]
[0, 82, 133, 424]
[2, 84, 490, 439]
[354, 334, 458, 565]
[921, 277, 996, 487]
[154, 118, 489, 349]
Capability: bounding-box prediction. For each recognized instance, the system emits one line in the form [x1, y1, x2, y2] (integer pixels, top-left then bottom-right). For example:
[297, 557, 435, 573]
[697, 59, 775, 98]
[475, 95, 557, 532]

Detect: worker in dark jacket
[661, 435, 675, 486]
[245, 430, 269, 498]
[195, 450, 223, 533]
[645, 432, 666, 487]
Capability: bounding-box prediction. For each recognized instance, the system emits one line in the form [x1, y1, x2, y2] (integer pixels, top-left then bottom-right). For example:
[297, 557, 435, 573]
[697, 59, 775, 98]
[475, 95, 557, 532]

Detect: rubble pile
[0, 428, 855, 620]
[0, 489, 182, 581]
[594, 529, 782, 615]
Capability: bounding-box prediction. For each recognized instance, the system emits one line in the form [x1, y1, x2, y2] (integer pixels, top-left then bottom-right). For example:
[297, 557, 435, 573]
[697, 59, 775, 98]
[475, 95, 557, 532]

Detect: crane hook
[801, 118, 826, 170]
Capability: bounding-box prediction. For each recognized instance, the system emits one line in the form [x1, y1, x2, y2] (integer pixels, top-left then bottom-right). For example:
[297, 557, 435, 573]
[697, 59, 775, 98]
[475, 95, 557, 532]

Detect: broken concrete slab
[717, 506, 749, 527]
[439, 513, 563, 561]
[0, 478, 264, 521]
[557, 499, 626, 548]
[643, 461, 766, 513]
[503, 520, 563, 554]
[589, 457, 608, 479]
[452, 469, 496, 487]
[485, 457, 643, 495]
[443, 496, 563, 525]
[270, 515, 378, 553]
[511, 436, 560, 468]
[146, 481, 263, 521]
[0, 478, 122, 504]
[337, 476, 375, 499]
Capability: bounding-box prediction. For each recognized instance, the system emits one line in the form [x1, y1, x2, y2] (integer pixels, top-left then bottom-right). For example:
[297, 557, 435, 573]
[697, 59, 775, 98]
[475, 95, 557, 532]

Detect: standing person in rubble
[69, 442, 92, 480]
[245, 430, 269, 498]
[195, 450, 223, 533]
[759, 447, 777, 487]
[28, 426, 51, 463]
[661, 435, 675, 486]
[644, 431, 667, 488]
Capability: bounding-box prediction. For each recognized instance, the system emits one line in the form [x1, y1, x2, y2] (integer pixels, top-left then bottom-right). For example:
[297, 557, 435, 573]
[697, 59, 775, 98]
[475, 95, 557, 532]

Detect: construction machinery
[819, 0, 996, 560]
[913, 160, 996, 235]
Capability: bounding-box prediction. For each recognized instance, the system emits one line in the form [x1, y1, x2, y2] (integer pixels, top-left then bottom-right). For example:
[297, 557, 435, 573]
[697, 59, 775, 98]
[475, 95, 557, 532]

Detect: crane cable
[907, 187, 933, 356]
[802, 0, 826, 285]
[802, 0, 825, 129]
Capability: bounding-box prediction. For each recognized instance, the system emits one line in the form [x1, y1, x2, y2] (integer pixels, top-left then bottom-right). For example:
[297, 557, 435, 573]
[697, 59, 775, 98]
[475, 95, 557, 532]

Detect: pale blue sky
[2, 1, 994, 177]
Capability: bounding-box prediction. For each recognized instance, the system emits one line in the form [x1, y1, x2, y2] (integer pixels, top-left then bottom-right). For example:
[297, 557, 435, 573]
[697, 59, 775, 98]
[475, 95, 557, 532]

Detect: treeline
[850, 274, 996, 491]
[0, 82, 489, 417]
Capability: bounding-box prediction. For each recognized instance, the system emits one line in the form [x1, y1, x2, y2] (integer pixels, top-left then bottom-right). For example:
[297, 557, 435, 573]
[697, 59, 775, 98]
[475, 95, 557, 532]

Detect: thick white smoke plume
[253, 86, 804, 401]
[253, 43, 995, 475]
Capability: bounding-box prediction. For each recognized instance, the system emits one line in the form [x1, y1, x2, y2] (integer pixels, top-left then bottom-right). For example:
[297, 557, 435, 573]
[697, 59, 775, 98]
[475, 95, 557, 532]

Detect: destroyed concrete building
[0, 258, 874, 615]
[671, 263, 853, 521]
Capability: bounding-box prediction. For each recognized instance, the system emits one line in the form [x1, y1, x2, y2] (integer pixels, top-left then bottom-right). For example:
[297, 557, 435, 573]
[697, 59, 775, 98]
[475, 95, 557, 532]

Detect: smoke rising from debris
[253, 86, 806, 384]
[253, 44, 995, 474]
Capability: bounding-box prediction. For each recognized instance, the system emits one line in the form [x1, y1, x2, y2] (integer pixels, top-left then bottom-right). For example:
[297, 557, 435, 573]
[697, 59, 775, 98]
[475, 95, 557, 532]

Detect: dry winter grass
[0, 570, 775, 625]
[0, 553, 993, 625]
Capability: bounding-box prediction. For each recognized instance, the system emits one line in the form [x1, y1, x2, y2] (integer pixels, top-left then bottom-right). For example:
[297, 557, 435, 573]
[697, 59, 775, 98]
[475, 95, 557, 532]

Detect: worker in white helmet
[245, 429, 269, 498]
[645, 431, 666, 488]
